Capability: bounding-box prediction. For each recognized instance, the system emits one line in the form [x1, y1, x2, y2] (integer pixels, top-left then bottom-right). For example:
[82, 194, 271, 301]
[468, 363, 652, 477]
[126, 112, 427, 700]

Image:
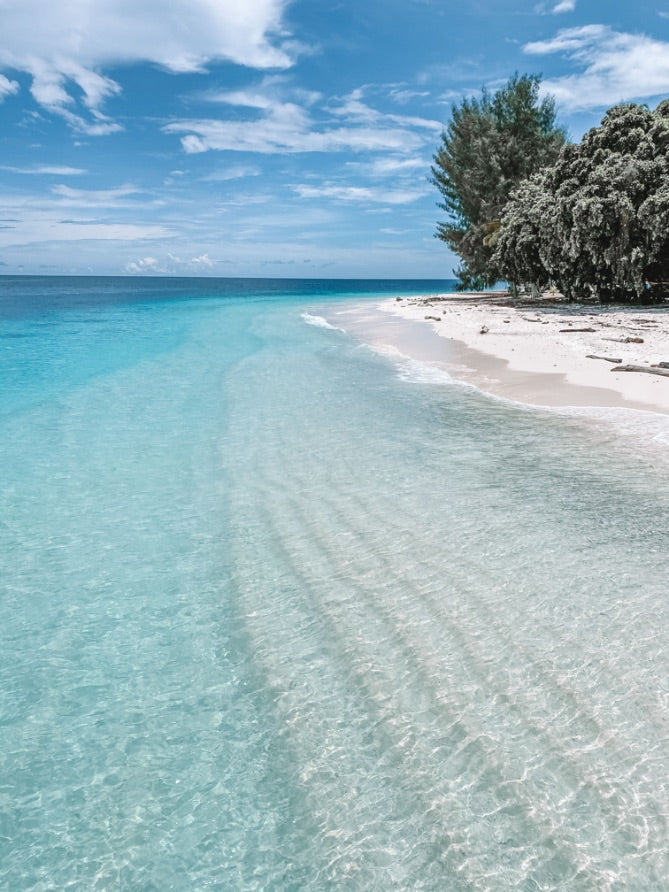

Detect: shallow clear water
[2, 276, 669, 890]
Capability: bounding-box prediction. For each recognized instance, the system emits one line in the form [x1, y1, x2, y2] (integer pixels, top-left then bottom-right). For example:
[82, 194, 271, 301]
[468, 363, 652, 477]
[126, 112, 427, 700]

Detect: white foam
[363, 337, 669, 467]
[301, 312, 343, 332]
[396, 358, 455, 386]
[364, 342, 455, 386]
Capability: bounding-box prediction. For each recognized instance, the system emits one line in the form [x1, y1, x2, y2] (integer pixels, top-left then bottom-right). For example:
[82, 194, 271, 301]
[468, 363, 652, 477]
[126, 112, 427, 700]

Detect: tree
[492, 173, 553, 295]
[495, 101, 669, 302]
[431, 74, 565, 289]
[547, 104, 664, 301]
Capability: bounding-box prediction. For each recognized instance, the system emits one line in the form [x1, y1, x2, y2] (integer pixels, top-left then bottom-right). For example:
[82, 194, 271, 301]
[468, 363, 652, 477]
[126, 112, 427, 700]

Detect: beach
[334, 292, 669, 415]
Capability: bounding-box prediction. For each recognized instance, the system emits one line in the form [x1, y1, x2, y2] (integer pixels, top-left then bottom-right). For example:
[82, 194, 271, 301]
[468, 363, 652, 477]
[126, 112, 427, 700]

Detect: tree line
[432, 74, 669, 302]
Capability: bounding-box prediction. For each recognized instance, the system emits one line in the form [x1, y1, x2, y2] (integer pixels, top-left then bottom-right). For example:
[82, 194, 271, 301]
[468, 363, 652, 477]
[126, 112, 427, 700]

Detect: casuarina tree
[431, 73, 565, 290]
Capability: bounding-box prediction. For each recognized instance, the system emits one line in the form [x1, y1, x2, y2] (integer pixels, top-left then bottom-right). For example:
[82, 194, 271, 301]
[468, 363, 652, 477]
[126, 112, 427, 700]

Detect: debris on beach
[611, 364, 669, 378]
[586, 354, 622, 364]
[603, 336, 644, 344]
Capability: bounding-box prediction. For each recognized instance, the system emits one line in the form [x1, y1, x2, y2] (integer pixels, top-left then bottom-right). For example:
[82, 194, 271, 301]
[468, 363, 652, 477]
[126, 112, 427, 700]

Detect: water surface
[2, 276, 669, 890]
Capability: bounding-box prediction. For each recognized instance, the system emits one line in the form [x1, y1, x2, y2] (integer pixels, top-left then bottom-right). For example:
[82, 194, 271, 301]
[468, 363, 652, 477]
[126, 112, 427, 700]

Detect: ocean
[2, 275, 669, 890]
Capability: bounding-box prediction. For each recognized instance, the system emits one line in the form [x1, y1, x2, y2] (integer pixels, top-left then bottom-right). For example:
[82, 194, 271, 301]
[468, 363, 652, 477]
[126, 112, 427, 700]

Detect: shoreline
[331, 292, 669, 417]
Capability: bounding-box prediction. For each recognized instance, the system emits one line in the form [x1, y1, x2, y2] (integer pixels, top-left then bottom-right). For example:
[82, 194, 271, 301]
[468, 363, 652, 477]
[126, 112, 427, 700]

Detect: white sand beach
[336, 293, 669, 416]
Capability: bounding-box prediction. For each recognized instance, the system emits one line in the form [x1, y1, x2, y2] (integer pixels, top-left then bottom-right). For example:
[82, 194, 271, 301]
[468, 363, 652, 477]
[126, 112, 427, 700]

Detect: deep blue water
[2, 276, 669, 890]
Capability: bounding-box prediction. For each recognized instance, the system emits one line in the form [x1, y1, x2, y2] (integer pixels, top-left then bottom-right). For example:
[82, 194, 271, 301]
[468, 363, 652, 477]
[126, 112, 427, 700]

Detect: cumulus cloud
[125, 256, 162, 274]
[0, 0, 294, 131]
[191, 253, 215, 267]
[124, 252, 216, 273]
[524, 25, 669, 110]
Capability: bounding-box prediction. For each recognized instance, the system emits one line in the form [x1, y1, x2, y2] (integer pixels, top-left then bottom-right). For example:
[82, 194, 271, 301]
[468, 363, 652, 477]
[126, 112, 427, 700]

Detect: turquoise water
[2, 276, 669, 890]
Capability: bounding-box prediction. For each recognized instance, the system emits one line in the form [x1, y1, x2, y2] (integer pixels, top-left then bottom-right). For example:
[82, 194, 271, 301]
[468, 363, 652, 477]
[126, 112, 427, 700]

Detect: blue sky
[1, 0, 669, 278]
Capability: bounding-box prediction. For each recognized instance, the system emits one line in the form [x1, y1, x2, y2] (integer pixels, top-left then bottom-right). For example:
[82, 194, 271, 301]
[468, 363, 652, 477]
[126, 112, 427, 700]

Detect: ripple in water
[2, 286, 669, 889]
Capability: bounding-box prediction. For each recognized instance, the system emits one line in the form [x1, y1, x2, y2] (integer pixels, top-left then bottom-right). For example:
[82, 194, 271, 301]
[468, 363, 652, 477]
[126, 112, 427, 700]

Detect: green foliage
[452, 264, 491, 292]
[432, 73, 566, 288]
[494, 101, 669, 301]
[492, 174, 552, 292]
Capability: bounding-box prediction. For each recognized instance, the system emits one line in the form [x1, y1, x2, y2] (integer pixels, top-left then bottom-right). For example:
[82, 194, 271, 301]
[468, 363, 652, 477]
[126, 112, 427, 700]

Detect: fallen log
[611, 364, 669, 378]
[586, 354, 622, 363]
[559, 327, 597, 333]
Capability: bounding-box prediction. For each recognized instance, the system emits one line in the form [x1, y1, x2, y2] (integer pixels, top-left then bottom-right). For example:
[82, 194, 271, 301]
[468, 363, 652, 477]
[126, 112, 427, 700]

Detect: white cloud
[0, 73, 19, 100]
[63, 114, 124, 136]
[0, 0, 294, 130]
[0, 165, 87, 175]
[329, 88, 441, 131]
[50, 184, 143, 207]
[191, 253, 215, 267]
[0, 184, 151, 215]
[0, 215, 171, 248]
[525, 24, 606, 54]
[346, 157, 427, 176]
[533, 0, 575, 13]
[524, 25, 669, 110]
[170, 116, 429, 154]
[165, 83, 439, 156]
[387, 87, 430, 105]
[125, 256, 162, 274]
[292, 183, 428, 205]
[0, 184, 168, 251]
[202, 164, 261, 182]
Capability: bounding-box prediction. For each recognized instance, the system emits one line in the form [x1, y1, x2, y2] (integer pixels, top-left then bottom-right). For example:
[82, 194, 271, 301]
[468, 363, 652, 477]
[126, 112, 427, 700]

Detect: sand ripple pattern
[2, 299, 669, 890]
[221, 311, 669, 890]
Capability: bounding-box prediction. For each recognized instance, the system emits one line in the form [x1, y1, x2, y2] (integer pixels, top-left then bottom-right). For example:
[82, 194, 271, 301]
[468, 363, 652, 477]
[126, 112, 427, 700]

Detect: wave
[301, 312, 344, 332]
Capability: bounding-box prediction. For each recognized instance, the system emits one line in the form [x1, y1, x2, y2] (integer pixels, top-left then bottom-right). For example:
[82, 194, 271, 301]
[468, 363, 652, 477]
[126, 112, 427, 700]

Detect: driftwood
[424, 315, 441, 322]
[559, 327, 597, 333]
[602, 336, 645, 344]
[586, 354, 622, 364]
[611, 364, 669, 378]
[652, 362, 669, 369]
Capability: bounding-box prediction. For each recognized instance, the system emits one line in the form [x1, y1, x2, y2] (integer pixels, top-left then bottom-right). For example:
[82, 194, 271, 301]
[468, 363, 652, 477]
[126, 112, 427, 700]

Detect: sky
[1, 0, 669, 278]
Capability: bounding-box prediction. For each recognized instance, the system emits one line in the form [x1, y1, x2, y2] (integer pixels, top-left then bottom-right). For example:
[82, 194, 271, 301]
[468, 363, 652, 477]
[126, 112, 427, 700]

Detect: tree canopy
[494, 101, 669, 302]
[431, 73, 566, 290]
